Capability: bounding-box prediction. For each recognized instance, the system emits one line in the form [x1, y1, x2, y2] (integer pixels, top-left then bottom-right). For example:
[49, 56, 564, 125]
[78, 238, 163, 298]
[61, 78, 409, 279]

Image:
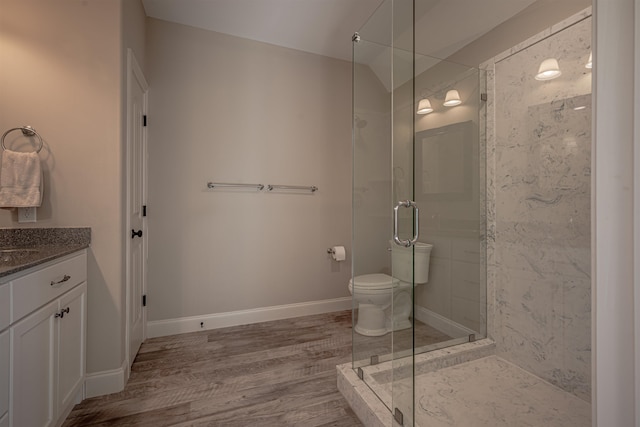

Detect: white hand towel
[0, 149, 43, 208]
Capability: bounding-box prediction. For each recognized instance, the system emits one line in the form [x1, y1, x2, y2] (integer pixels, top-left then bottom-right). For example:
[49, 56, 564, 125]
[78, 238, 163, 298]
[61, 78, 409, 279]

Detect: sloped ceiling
[142, 0, 384, 61]
[142, 0, 538, 61]
[142, 0, 539, 89]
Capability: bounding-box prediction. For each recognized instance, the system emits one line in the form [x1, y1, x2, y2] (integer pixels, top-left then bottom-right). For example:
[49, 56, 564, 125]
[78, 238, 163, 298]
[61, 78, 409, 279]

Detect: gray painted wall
[145, 18, 352, 321]
[0, 0, 128, 374]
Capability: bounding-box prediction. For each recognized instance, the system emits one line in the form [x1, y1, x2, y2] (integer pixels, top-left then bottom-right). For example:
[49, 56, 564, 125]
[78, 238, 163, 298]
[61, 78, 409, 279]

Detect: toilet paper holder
[327, 246, 346, 261]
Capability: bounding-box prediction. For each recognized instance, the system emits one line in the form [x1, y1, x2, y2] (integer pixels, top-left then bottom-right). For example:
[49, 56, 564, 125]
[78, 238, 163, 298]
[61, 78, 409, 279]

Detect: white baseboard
[415, 305, 475, 338]
[84, 358, 127, 398]
[147, 297, 353, 338]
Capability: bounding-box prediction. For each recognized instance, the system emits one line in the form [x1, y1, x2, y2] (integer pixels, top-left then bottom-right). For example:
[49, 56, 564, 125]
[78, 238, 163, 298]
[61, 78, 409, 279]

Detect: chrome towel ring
[1, 126, 44, 153]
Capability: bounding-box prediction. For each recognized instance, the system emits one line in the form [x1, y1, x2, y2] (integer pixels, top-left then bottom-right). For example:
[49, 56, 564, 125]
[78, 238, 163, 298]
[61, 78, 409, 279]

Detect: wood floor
[63, 310, 362, 427]
[353, 318, 452, 365]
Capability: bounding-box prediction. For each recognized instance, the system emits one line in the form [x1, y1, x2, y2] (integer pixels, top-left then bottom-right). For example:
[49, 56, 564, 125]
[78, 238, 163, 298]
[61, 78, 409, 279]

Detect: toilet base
[354, 304, 388, 336]
[388, 317, 412, 331]
[386, 286, 412, 332]
[354, 290, 414, 336]
[354, 324, 388, 336]
[354, 313, 412, 336]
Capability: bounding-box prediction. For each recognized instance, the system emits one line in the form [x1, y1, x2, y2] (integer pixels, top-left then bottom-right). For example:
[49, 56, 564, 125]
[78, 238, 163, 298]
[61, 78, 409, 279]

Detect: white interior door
[127, 49, 148, 368]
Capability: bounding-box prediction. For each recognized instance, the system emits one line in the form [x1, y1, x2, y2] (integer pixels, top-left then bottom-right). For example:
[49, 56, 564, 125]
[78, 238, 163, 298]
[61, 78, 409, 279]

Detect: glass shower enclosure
[351, 0, 485, 424]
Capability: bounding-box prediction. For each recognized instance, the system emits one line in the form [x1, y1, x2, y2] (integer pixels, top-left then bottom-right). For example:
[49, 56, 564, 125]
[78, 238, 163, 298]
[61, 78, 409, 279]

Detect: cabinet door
[11, 301, 58, 427]
[57, 283, 86, 413]
[0, 330, 9, 423]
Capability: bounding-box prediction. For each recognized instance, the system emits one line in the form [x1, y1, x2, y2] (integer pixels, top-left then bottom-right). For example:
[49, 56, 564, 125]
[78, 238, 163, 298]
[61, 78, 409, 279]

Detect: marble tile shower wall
[488, 14, 592, 401]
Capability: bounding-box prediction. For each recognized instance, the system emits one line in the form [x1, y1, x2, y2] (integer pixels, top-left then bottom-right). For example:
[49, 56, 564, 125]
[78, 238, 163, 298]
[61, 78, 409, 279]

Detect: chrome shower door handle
[393, 203, 406, 246]
[393, 200, 419, 247]
[409, 201, 420, 246]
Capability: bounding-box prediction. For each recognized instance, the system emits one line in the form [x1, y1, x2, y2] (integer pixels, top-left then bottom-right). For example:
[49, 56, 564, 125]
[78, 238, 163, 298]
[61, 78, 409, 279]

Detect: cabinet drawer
[11, 252, 87, 323]
[0, 285, 8, 331]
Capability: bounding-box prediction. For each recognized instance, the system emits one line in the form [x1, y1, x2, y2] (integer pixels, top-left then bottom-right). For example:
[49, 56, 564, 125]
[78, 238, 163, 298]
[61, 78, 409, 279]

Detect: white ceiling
[142, 0, 384, 61]
[142, 0, 539, 63]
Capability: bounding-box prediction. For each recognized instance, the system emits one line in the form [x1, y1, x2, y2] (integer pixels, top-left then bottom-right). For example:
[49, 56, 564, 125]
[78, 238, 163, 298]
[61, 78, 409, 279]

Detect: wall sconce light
[443, 90, 462, 107]
[585, 52, 592, 69]
[535, 58, 562, 80]
[417, 98, 433, 114]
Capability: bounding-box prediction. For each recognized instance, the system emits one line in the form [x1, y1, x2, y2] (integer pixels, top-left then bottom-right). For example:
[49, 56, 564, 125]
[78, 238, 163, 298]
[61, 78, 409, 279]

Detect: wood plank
[62, 311, 363, 426]
[64, 310, 452, 426]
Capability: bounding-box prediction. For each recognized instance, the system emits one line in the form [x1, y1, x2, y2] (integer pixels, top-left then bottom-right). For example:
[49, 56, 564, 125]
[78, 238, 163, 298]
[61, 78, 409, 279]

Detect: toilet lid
[350, 273, 399, 290]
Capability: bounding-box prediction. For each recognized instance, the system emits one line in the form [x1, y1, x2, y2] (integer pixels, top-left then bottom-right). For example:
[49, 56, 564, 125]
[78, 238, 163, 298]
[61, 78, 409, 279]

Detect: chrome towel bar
[207, 182, 264, 190]
[267, 184, 318, 193]
[206, 182, 318, 193]
[1, 126, 44, 153]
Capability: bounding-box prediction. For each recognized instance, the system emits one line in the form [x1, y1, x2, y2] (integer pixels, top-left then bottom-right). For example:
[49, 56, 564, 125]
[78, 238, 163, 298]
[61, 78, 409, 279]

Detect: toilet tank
[391, 242, 433, 284]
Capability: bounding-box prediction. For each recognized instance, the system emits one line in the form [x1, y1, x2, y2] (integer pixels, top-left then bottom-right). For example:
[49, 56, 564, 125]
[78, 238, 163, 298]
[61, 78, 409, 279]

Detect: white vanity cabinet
[4, 250, 87, 427]
[56, 283, 86, 415]
[11, 300, 59, 427]
[1, 282, 11, 427]
[0, 329, 9, 427]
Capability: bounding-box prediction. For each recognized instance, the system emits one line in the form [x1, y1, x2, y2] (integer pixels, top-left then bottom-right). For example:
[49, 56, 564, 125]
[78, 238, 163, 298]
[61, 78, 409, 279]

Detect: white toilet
[348, 242, 433, 336]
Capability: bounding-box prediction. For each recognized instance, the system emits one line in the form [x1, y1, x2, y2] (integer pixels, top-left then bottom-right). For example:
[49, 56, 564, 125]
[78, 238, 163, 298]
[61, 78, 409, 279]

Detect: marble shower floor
[338, 344, 591, 426]
[413, 356, 591, 426]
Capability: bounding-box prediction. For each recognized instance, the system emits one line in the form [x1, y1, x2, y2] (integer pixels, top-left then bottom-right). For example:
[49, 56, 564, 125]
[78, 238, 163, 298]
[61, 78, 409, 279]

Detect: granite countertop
[0, 228, 91, 279]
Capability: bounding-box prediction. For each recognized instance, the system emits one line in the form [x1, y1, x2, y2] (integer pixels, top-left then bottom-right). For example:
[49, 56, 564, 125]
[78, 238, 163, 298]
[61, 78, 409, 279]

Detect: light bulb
[585, 52, 592, 69]
[417, 98, 433, 114]
[443, 90, 461, 107]
[535, 58, 561, 81]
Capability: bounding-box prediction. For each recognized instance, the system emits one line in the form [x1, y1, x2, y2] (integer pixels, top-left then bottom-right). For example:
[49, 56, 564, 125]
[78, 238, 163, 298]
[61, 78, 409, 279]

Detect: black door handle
[132, 229, 143, 239]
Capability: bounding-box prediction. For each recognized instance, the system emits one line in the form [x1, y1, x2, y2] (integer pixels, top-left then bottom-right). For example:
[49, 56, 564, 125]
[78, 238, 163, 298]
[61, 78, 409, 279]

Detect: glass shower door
[351, 2, 487, 425]
[390, 1, 416, 425]
[352, 0, 416, 424]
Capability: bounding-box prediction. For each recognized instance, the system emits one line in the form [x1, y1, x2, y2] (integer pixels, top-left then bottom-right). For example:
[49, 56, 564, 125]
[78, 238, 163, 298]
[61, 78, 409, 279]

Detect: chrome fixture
[1, 125, 44, 153]
[393, 200, 419, 247]
[267, 184, 318, 193]
[207, 182, 265, 190]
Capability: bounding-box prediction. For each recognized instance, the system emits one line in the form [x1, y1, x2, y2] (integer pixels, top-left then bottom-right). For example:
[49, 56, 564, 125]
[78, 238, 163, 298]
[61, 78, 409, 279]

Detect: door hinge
[394, 408, 404, 425]
[143, 115, 147, 127]
[143, 205, 147, 217]
[142, 295, 147, 307]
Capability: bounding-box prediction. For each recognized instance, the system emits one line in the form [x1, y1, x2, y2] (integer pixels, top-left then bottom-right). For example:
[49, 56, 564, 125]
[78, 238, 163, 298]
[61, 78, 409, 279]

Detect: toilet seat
[349, 273, 399, 290]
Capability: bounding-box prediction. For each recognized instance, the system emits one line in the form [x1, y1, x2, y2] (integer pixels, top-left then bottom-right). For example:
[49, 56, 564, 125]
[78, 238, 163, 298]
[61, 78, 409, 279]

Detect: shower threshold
[337, 339, 591, 426]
